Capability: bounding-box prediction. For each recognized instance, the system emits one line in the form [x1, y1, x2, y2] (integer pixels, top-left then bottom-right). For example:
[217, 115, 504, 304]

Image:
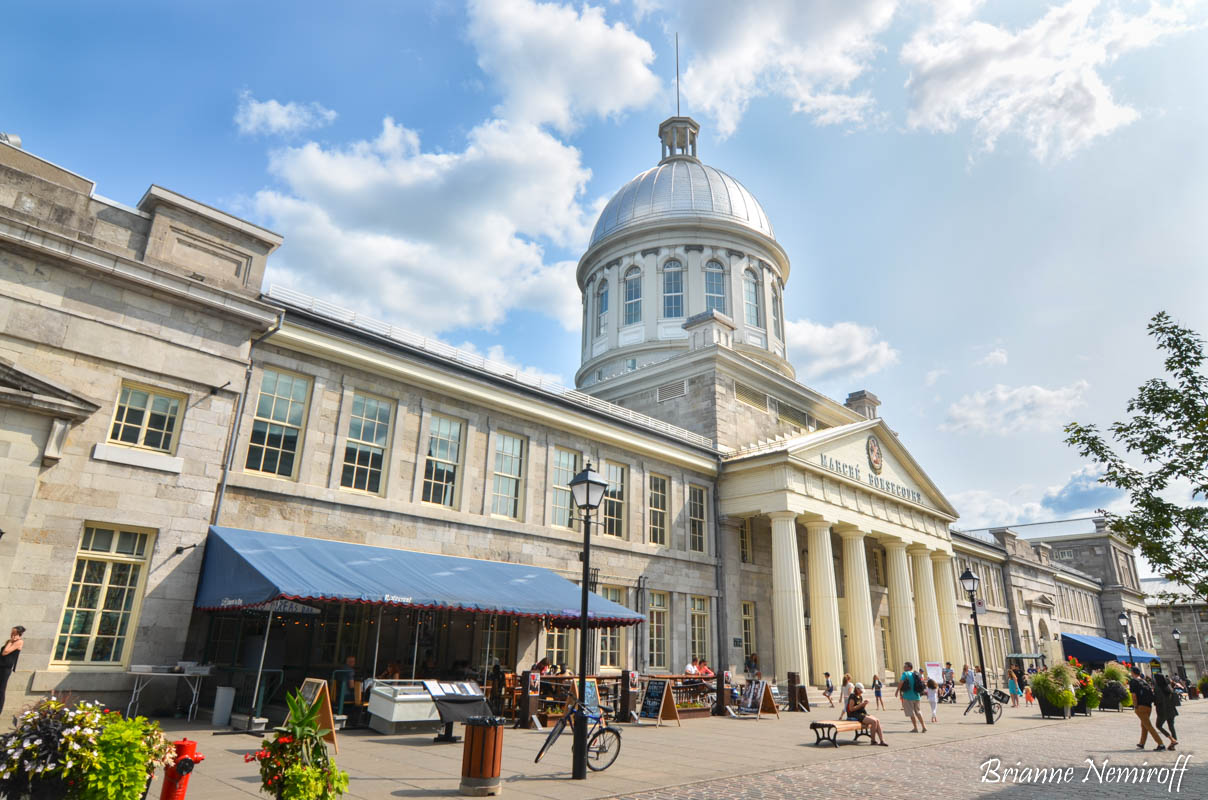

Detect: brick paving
[157, 697, 1205, 799]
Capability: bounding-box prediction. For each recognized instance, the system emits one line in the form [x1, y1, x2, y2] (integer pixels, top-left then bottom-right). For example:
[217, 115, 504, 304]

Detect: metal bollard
[160, 738, 205, 800]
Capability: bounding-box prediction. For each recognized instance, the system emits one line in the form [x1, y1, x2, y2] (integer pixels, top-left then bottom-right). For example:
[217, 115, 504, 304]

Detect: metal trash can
[460, 715, 505, 796]
[211, 686, 236, 727]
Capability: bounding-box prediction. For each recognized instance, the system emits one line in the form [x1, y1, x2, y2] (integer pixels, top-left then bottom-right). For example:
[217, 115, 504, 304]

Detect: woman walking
[1129, 667, 1168, 751]
[1008, 668, 1022, 708]
[1153, 673, 1179, 750]
[871, 675, 885, 710]
[839, 672, 854, 713]
[962, 664, 976, 704]
[0, 626, 24, 714]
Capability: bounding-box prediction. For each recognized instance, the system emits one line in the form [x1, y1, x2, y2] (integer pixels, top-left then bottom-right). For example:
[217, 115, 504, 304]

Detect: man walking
[900, 661, 927, 733]
[1129, 667, 1168, 751]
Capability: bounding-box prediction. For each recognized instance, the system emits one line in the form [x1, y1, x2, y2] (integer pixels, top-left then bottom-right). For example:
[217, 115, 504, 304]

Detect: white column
[839, 527, 877, 683]
[910, 544, 944, 666]
[932, 551, 963, 669]
[769, 512, 808, 683]
[885, 540, 917, 669]
[806, 520, 841, 686]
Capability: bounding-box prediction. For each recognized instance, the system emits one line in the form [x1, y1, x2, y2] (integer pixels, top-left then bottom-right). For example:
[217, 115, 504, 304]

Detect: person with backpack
[1129, 667, 1168, 751]
[899, 661, 928, 733]
[1153, 672, 1178, 750]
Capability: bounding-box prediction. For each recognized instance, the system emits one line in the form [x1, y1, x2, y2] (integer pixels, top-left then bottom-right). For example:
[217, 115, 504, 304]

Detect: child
[1024, 685, 1034, 706]
[872, 675, 885, 710]
[823, 672, 835, 707]
[926, 677, 939, 723]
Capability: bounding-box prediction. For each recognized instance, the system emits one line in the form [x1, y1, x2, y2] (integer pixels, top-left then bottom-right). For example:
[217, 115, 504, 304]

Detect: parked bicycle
[534, 701, 623, 771]
[964, 690, 1003, 722]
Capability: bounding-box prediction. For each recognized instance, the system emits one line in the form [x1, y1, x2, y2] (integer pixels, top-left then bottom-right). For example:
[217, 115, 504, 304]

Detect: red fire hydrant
[160, 739, 204, 800]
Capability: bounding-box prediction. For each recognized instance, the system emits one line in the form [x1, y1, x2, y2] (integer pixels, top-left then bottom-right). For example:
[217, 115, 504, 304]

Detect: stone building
[1142, 577, 1207, 682]
[3, 119, 1136, 718]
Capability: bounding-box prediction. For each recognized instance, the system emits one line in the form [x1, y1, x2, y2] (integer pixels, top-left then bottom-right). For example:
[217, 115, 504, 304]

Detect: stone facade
[1142, 578, 1208, 683]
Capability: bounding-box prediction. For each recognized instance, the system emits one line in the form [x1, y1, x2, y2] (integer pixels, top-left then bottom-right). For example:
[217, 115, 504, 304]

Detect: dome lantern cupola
[658, 116, 700, 163]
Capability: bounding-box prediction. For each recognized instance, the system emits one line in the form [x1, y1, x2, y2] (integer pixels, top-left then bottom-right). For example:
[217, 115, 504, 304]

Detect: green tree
[1065, 311, 1208, 602]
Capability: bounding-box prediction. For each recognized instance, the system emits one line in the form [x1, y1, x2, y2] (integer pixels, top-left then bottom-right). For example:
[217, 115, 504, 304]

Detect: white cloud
[901, 0, 1197, 160]
[256, 117, 589, 335]
[666, 0, 897, 136]
[950, 487, 1045, 529]
[925, 368, 947, 387]
[235, 90, 337, 136]
[458, 342, 568, 387]
[467, 0, 660, 133]
[975, 347, 1008, 366]
[941, 379, 1089, 434]
[785, 318, 899, 381]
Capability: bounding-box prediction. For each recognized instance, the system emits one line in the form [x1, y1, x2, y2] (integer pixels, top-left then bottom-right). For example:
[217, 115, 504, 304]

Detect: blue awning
[195, 526, 644, 628]
[1061, 632, 1158, 664]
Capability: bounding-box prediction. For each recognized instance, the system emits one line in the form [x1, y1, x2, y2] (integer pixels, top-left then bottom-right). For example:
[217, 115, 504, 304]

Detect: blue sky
[4, 1, 1206, 555]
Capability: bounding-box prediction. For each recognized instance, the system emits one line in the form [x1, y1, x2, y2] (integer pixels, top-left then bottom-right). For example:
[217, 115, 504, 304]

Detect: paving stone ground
[156, 696, 1205, 799]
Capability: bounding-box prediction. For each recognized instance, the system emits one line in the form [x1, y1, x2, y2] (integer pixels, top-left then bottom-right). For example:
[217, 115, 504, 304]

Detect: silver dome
[589, 158, 775, 248]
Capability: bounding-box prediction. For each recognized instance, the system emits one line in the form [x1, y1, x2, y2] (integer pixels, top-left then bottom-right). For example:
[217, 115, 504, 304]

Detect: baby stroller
[938, 680, 957, 703]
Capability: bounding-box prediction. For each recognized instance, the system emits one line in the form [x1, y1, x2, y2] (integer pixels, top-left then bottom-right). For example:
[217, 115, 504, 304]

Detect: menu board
[293, 678, 338, 753]
[638, 678, 680, 727]
[582, 678, 600, 716]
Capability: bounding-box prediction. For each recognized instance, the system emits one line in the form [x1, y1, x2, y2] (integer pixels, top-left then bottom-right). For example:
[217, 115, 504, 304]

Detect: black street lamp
[568, 463, 607, 780]
[1119, 612, 1134, 667]
[1172, 629, 1186, 680]
[959, 568, 994, 725]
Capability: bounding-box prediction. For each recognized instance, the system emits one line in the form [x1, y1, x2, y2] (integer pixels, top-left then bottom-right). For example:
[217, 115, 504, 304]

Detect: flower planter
[1071, 697, 1092, 717]
[675, 705, 712, 720]
[1035, 694, 1070, 719]
[1099, 695, 1123, 712]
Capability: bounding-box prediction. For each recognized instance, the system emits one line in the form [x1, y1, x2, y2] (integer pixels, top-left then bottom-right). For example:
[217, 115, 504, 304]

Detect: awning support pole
[483, 613, 495, 680]
[248, 608, 271, 728]
[371, 606, 383, 681]
[410, 610, 421, 681]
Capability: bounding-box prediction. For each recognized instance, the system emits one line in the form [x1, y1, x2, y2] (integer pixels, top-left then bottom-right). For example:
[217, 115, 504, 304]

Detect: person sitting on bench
[846, 684, 888, 746]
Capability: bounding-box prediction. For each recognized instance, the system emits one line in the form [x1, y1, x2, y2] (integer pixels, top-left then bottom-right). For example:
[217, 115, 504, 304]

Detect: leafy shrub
[1030, 664, 1076, 709]
[246, 690, 348, 800]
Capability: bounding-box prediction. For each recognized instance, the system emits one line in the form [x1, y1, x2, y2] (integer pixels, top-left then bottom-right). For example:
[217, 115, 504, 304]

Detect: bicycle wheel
[991, 701, 1003, 722]
[586, 726, 622, 771]
[534, 714, 569, 764]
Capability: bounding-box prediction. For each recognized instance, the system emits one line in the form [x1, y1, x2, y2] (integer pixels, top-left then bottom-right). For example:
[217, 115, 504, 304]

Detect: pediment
[0, 357, 100, 419]
[781, 418, 959, 519]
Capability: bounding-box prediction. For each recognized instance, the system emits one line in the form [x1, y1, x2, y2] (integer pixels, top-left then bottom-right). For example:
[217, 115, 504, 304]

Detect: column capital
[906, 542, 932, 556]
[930, 549, 954, 563]
[836, 526, 868, 541]
[882, 538, 908, 552]
[766, 511, 799, 522]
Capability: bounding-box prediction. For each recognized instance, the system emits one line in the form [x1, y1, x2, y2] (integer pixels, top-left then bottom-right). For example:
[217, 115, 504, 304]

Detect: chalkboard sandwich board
[731, 680, 779, 720]
[293, 678, 339, 753]
[638, 678, 680, 727]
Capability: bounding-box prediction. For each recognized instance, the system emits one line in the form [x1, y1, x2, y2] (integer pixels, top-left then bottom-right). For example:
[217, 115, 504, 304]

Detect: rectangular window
[690, 596, 710, 661]
[688, 486, 706, 553]
[879, 617, 892, 671]
[479, 617, 513, 669]
[490, 432, 525, 519]
[109, 383, 184, 453]
[545, 627, 572, 669]
[740, 519, 752, 563]
[599, 586, 625, 668]
[648, 474, 668, 546]
[550, 447, 579, 529]
[602, 462, 626, 537]
[624, 273, 641, 325]
[648, 591, 668, 669]
[54, 525, 154, 665]
[340, 393, 391, 493]
[663, 268, 683, 318]
[741, 601, 756, 659]
[246, 369, 310, 478]
[704, 268, 726, 314]
[422, 415, 463, 507]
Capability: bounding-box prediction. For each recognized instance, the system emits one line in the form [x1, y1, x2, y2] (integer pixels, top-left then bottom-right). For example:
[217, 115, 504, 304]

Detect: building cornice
[0, 213, 280, 329]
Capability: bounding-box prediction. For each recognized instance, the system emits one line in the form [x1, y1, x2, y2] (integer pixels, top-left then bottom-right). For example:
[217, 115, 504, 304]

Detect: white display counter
[368, 680, 442, 734]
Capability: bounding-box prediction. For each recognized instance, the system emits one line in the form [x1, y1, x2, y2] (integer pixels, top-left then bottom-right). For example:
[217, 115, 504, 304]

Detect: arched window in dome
[623, 267, 642, 326]
[704, 261, 727, 315]
[772, 283, 784, 341]
[662, 260, 683, 318]
[595, 279, 609, 337]
[744, 268, 763, 329]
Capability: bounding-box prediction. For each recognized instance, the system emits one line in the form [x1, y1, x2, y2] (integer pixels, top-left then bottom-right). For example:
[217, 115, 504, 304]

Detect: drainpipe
[211, 311, 284, 525]
[712, 454, 728, 672]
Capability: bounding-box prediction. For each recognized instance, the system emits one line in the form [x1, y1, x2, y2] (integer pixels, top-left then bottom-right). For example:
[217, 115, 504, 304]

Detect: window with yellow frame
[108, 382, 186, 454]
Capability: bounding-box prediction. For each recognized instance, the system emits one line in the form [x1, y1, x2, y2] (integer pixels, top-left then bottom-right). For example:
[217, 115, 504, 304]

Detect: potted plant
[1197, 675, 1208, 699]
[1030, 663, 1076, 719]
[246, 690, 349, 800]
[1067, 657, 1100, 716]
[0, 697, 174, 800]
[1094, 662, 1130, 711]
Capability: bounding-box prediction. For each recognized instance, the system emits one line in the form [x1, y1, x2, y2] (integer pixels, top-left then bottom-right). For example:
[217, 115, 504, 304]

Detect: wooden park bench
[809, 719, 871, 747]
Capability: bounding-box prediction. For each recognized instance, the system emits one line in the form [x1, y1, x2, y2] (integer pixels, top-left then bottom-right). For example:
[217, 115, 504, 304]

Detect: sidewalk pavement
[157, 697, 1205, 800]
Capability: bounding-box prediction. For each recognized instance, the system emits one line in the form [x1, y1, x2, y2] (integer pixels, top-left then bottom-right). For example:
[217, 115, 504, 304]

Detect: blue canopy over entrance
[1061, 632, 1157, 664]
[195, 526, 643, 628]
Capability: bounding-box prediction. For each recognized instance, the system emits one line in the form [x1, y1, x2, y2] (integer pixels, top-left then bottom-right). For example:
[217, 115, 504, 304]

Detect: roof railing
[266, 285, 715, 451]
